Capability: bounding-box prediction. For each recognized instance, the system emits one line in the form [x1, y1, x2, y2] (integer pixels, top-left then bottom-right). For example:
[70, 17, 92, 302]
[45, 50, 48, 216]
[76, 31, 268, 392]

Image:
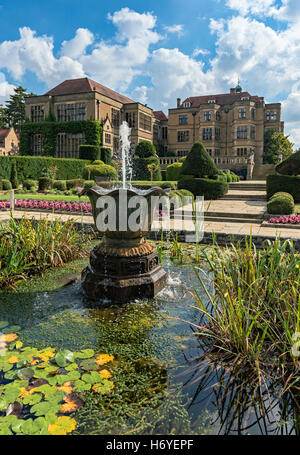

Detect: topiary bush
[38, 177, 54, 191]
[178, 177, 229, 199]
[100, 147, 112, 165]
[133, 141, 162, 181]
[84, 180, 96, 189]
[89, 164, 118, 181]
[267, 192, 295, 215]
[266, 174, 300, 203]
[276, 149, 300, 176]
[66, 179, 85, 190]
[53, 180, 67, 191]
[23, 179, 38, 190]
[2, 179, 12, 190]
[179, 142, 218, 179]
[79, 144, 100, 161]
[166, 162, 182, 181]
[10, 160, 19, 189]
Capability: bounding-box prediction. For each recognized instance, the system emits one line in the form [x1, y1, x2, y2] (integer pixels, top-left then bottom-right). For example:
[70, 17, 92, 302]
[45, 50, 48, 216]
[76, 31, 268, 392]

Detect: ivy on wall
[20, 120, 102, 157]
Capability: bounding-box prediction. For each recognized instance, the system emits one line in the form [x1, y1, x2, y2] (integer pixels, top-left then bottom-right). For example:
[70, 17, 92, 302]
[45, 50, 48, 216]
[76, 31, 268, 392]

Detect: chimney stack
[177, 98, 181, 108]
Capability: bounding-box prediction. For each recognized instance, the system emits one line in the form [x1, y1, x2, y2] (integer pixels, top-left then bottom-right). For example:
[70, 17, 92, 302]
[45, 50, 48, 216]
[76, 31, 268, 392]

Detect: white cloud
[192, 48, 210, 57]
[61, 28, 94, 59]
[0, 72, 15, 105]
[225, 0, 276, 17]
[164, 24, 184, 36]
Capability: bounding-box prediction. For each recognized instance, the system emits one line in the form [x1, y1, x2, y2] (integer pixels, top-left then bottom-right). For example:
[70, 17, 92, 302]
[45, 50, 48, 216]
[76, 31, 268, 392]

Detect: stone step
[204, 216, 262, 224]
[204, 211, 263, 220]
[221, 194, 266, 201]
[229, 183, 266, 191]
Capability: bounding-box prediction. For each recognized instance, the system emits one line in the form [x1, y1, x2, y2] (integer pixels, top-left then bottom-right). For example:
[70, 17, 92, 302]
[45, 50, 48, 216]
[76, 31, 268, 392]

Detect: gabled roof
[45, 77, 135, 105]
[153, 110, 168, 121]
[0, 129, 10, 140]
[180, 91, 263, 108]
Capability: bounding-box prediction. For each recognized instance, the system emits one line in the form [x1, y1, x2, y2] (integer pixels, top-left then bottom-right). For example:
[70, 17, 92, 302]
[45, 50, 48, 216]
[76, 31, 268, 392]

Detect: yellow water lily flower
[0, 333, 18, 343]
[7, 356, 18, 364]
[95, 354, 114, 366]
[99, 369, 113, 379]
[57, 382, 73, 395]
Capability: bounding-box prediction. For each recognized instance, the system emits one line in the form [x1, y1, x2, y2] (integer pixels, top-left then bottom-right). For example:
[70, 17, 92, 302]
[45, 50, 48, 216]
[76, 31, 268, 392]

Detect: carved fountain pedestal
[81, 187, 168, 303]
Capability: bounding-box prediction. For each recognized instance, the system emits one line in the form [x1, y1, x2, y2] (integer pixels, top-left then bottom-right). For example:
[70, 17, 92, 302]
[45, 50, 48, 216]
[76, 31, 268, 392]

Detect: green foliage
[89, 164, 118, 181]
[178, 177, 228, 199]
[10, 160, 19, 189]
[180, 142, 218, 178]
[38, 177, 53, 191]
[135, 140, 156, 158]
[53, 180, 67, 191]
[20, 120, 101, 157]
[166, 162, 182, 181]
[4, 86, 35, 131]
[0, 156, 90, 182]
[267, 192, 295, 214]
[79, 145, 100, 161]
[0, 215, 90, 288]
[66, 179, 85, 190]
[266, 174, 300, 203]
[263, 130, 294, 165]
[100, 147, 112, 165]
[23, 179, 38, 190]
[133, 156, 162, 181]
[1, 179, 12, 190]
[83, 180, 95, 189]
[275, 149, 300, 176]
[169, 189, 194, 208]
[0, 323, 115, 435]
[0, 104, 8, 129]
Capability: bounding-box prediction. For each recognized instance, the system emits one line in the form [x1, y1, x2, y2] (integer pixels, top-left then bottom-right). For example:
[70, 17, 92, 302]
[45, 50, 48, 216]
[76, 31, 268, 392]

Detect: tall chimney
[177, 98, 181, 108]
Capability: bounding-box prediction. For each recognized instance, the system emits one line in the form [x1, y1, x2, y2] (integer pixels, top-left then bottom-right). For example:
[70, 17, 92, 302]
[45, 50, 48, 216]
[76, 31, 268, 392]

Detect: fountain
[80, 121, 169, 303]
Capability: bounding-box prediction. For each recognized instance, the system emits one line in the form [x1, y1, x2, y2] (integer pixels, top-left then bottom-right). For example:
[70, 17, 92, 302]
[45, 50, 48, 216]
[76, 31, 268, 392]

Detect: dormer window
[208, 99, 216, 104]
[241, 97, 250, 101]
[183, 102, 190, 108]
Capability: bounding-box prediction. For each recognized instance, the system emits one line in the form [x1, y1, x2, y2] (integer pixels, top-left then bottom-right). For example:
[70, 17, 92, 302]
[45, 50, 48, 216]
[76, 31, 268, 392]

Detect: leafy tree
[10, 159, 19, 189]
[0, 104, 8, 129]
[180, 142, 218, 178]
[147, 163, 159, 182]
[5, 86, 36, 132]
[135, 140, 156, 158]
[263, 130, 294, 165]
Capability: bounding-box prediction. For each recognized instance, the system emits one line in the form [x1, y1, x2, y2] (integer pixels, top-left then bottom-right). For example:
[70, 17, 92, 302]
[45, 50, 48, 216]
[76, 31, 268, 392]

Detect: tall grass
[189, 237, 300, 398]
[0, 215, 90, 288]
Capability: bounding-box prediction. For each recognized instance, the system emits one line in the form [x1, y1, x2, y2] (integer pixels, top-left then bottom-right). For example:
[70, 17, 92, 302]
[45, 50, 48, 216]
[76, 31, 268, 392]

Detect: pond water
[0, 258, 298, 435]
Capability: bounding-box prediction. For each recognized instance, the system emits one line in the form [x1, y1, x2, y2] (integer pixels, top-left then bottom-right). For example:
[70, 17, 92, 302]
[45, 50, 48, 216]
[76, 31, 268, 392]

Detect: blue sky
[0, 0, 300, 146]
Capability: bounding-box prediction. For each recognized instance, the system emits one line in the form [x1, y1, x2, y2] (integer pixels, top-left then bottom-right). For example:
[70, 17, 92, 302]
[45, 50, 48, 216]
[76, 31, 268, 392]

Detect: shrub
[178, 156, 187, 163]
[2, 179, 12, 190]
[266, 174, 300, 203]
[180, 142, 218, 178]
[135, 141, 156, 158]
[66, 179, 85, 190]
[79, 144, 100, 161]
[178, 177, 229, 199]
[132, 181, 177, 190]
[275, 149, 300, 176]
[132, 156, 162, 181]
[38, 177, 53, 191]
[100, 147, 112, 165]
[166, 162, 182, 181]
[169, 189, 194, 209]
[0, 179, 2, 191]
[23, 179, 38, 190]
[92, 160, 104, 165]
[269, 191, 294, 202]
[267, 193, 294, 215]
[53, 180, 67, 191]
[84, 180, 96, 189]
[10, 160, 19, 189]
[90, 164, 118, 181]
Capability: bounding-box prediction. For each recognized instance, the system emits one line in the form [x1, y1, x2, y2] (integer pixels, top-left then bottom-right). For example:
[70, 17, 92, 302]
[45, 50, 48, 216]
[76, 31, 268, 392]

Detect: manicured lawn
[296, 205, 300, 213]
[0, 192, 89, 202]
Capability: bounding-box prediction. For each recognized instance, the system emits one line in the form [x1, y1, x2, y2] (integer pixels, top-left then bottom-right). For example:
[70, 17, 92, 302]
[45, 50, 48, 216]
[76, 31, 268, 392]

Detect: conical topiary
[10, 159, 19, 189]
[133, 140, 162, 180]
[276, 149, 300, 176]
[179, 142, 218, 178]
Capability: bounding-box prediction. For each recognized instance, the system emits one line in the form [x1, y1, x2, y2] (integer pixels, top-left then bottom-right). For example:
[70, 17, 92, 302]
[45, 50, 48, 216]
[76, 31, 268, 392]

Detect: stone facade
[165, 85, 284, 179]
[25, 77, 155, 158]
[0, 128, 19, 156]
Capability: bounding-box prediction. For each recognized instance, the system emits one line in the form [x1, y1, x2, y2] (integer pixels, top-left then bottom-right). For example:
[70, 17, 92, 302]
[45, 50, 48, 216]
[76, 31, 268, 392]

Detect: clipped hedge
[166, 162, 182, 181]
[276, 149, 300, 176]
[1, 179, 12, 190]
[89, 164, 118, 181]
[79, 144, 100, 161]
[38, 177, 53, 191]
[267, 192, 295, 215]
[100, 147, 113, 165]
[169, 189, 194, 209]
[132, 181, 177, 190]
[266, 174, 300, 203]
[178, 178, 229, 199]
[23, 179, 38, 190]
[180, 142, 218, 178]
[53, 180, 67, 191]
[0, 156, 90, 182]
[66, 179, 85, 190]
[132, 156, 162, 181]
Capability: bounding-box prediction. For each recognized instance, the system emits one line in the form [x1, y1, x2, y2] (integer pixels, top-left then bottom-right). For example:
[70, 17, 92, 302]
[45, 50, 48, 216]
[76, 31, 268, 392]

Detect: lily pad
[54, 350, 75, 368]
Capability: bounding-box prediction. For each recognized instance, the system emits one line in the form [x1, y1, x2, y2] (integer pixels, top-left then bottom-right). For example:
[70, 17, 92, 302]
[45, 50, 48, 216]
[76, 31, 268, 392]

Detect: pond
[0, 256, 298, 435]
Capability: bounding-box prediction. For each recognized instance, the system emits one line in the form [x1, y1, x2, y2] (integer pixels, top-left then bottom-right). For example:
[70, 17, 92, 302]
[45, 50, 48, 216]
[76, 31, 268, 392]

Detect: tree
[180, 142, 218, 178]
[147, 163, 159, 182]
[5, 86, 36, 132]
[10, 160, 19, 189]
[0, 104, 8, 129]
[263, 130, 294, 165]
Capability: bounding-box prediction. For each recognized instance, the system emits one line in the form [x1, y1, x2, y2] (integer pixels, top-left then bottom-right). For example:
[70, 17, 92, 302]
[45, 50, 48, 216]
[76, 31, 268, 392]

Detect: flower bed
[0, 199, 92, 214]
[269, 214, 300, 224]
